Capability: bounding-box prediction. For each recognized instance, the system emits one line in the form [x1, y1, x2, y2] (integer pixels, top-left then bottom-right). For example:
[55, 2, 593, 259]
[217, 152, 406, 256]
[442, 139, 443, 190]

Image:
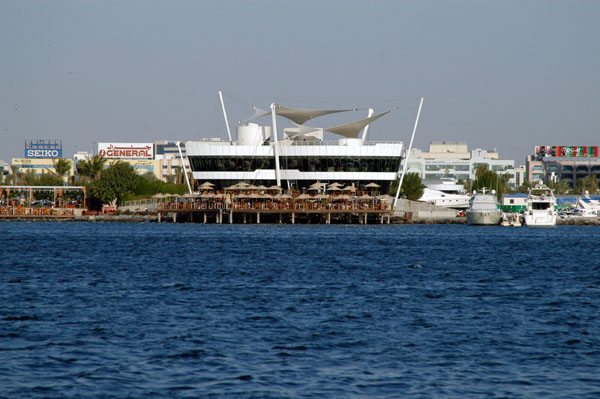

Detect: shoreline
[1, 214, 598, 225]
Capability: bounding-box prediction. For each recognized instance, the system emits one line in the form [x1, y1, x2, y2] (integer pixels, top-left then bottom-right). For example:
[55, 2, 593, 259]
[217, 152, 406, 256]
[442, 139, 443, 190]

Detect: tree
[546, 179, 570, 195]
[574, 176, 598, 195]
[76, 155, 107, 182]
[90, 161, 139, 206]
[51, 158, 72, 183]
[398, 173, 425, 201]
[472, 165, 507, 199]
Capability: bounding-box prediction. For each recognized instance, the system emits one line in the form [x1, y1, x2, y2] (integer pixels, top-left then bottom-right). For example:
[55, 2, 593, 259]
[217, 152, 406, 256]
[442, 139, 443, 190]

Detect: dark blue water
[1, 222, 599, 398]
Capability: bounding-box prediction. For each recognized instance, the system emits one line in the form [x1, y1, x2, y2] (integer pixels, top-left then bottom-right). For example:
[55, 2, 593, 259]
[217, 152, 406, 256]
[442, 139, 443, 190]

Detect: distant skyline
[1, 0, 599, 165]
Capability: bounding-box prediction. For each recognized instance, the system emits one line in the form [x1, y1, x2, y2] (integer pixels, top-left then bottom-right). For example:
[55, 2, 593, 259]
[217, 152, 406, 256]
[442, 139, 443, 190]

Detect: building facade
[11, 140, 73, 182]
[402, 142, 516, 185]
[526, 145, 600, 187]
[154, 141, 190, 182]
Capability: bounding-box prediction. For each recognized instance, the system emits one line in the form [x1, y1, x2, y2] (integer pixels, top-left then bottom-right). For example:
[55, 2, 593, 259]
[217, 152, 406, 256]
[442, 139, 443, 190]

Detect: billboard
[24, 139, 63, 158]
[98, 143, 154, 159]
[535, 146, 599, 159]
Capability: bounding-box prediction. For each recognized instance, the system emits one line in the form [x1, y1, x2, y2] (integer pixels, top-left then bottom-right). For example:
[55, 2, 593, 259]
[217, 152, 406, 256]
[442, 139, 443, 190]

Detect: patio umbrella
[334, 194, 351, 200]
[365, 182, 381, 188]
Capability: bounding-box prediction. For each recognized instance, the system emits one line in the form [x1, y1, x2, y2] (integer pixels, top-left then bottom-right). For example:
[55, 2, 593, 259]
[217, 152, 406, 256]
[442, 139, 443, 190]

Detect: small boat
[466, 188, 502, 225]
[524, 185, 557, 227]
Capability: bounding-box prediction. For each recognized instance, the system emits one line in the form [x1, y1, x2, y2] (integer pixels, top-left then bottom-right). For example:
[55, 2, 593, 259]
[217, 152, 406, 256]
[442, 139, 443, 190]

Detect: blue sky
[1, 0, 599, 165]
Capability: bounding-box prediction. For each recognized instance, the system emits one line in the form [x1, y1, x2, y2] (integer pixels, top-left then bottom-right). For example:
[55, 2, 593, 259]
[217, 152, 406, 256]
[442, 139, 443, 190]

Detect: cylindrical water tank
[237, 124, 271, 146]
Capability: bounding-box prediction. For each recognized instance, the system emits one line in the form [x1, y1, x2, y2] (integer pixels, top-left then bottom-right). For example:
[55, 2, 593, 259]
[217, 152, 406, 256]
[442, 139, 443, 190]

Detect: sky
[1, 0, 599, 166]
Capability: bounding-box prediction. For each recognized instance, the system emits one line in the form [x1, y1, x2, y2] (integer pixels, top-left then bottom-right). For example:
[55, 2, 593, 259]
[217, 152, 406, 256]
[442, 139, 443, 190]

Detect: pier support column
[279, 213, 283, 224]
[229, 210, 233, 224]
[257, 213, 260, 224]
[173, 212, 177, 223]
[243, 213, 247, 224]
[387, 213, 391, 224]
[364, 213, 368, 224]
[158, 212, 161, 223]
[203, 212, 207, 224]
[291, 212, 295, 224]
[218, 209, 223, 224]
[326, 212, 331, 224]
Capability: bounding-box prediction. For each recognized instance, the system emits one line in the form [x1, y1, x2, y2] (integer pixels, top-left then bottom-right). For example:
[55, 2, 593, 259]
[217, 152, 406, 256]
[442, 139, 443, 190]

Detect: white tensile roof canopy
[325, 110, 391, 139]
[246, 104, 392, 139]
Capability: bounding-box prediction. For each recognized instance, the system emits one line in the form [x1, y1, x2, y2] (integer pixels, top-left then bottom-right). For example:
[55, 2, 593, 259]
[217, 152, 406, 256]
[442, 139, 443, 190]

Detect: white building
[185, 103, 404, 193]
[402, 142, 516, 186]
[154, 141, 190, 182]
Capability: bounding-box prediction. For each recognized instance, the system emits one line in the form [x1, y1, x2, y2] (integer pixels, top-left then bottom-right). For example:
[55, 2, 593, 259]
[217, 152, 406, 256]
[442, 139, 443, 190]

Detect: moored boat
[524, 185, 557, 227]
[466, 188, 502, 225]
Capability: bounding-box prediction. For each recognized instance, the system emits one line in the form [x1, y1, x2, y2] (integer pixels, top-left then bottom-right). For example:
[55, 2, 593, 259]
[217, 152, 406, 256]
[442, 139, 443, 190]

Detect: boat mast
[270, 103, 282, 187]
[393, 97, 424, 210]
[218, 91, 234, 145]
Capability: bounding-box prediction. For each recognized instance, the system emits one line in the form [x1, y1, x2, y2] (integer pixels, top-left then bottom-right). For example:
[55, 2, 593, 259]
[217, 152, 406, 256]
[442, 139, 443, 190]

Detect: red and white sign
[98, 143, 154, 159]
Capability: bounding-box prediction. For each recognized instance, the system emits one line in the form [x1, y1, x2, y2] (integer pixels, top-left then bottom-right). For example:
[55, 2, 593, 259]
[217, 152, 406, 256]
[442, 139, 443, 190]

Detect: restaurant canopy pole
[394, 97, 424, 210]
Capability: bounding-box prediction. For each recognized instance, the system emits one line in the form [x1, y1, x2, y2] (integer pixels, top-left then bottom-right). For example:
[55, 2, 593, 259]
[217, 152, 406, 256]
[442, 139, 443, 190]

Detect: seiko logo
[25, 149, 60, 158]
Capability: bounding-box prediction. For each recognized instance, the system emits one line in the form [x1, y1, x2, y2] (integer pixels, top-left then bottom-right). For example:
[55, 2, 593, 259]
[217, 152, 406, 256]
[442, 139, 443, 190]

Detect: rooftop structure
[185, 94, 406, 193]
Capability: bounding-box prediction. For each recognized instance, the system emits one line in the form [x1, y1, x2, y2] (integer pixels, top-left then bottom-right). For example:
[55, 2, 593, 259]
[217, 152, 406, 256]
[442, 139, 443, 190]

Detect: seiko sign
[98, 143, 154, 159]
[25, 149, 62, 158]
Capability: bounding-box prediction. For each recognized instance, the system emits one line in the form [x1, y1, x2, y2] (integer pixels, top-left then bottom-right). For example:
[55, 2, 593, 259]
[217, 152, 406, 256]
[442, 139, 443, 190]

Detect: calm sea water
[1, 222, 599, 398]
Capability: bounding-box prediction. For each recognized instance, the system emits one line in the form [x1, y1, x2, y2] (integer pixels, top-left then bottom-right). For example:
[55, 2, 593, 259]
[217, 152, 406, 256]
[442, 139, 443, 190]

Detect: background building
[11, 140, 74, 182]
[402, 141, 516, 185]
[97, 142, 162, 179]
[154, 141, 190, 182]
[526, 145, 600, 186]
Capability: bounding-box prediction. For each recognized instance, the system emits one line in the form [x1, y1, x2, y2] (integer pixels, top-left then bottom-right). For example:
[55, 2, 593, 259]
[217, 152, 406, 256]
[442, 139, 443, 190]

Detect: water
[1, 222, 599, 398]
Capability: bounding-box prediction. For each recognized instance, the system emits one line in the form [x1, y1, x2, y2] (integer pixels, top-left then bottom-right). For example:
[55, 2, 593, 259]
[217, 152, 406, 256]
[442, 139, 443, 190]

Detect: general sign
[98, 143, 154, 159]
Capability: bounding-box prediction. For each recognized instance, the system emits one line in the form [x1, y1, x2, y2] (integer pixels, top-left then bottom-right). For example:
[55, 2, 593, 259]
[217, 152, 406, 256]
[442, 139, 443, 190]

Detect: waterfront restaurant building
[185, 104, 404, 193]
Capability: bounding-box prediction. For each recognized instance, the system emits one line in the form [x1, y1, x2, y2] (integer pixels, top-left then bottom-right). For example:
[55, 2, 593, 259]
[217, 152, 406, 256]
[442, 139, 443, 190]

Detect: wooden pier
[155, 204, 398, 224]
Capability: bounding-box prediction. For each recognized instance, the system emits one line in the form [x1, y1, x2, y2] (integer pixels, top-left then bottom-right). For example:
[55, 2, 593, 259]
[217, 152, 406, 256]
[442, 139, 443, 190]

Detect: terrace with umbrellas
[148, 181, 394, 213]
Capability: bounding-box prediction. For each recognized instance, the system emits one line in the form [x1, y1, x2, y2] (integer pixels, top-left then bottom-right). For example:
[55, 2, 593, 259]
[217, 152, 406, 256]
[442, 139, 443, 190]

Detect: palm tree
[88, 155, 107, 181]
[52, 158, 73, 184]
[8, 165, 21, 185]
[76, 155, 106, 182]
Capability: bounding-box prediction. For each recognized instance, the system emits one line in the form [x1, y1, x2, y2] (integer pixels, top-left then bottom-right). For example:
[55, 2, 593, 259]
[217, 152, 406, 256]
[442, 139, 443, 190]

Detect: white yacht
[419, 188, 471, 209]
[466, 188, 502, 225]
[524, 185, 557, 227]
[184, 93, 405, 193]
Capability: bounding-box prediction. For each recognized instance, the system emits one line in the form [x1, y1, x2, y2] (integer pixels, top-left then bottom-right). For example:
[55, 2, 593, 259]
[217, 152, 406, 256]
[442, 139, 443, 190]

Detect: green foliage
[90, 161, 139, 206]
[546, 180, 570, 195]
[574, 176, 599, 195]
[76, 155, 107, 182]
[134, 176, 187, 196]
[52, 158, 72, 180]
[398, 173, 425, 201]
[472, 165, 509, 199]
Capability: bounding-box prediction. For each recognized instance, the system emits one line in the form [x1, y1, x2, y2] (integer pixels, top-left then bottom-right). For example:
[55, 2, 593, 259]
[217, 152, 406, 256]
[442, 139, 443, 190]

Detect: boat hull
[524, 211, 557, 227]
[466, 210, 502, 225]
